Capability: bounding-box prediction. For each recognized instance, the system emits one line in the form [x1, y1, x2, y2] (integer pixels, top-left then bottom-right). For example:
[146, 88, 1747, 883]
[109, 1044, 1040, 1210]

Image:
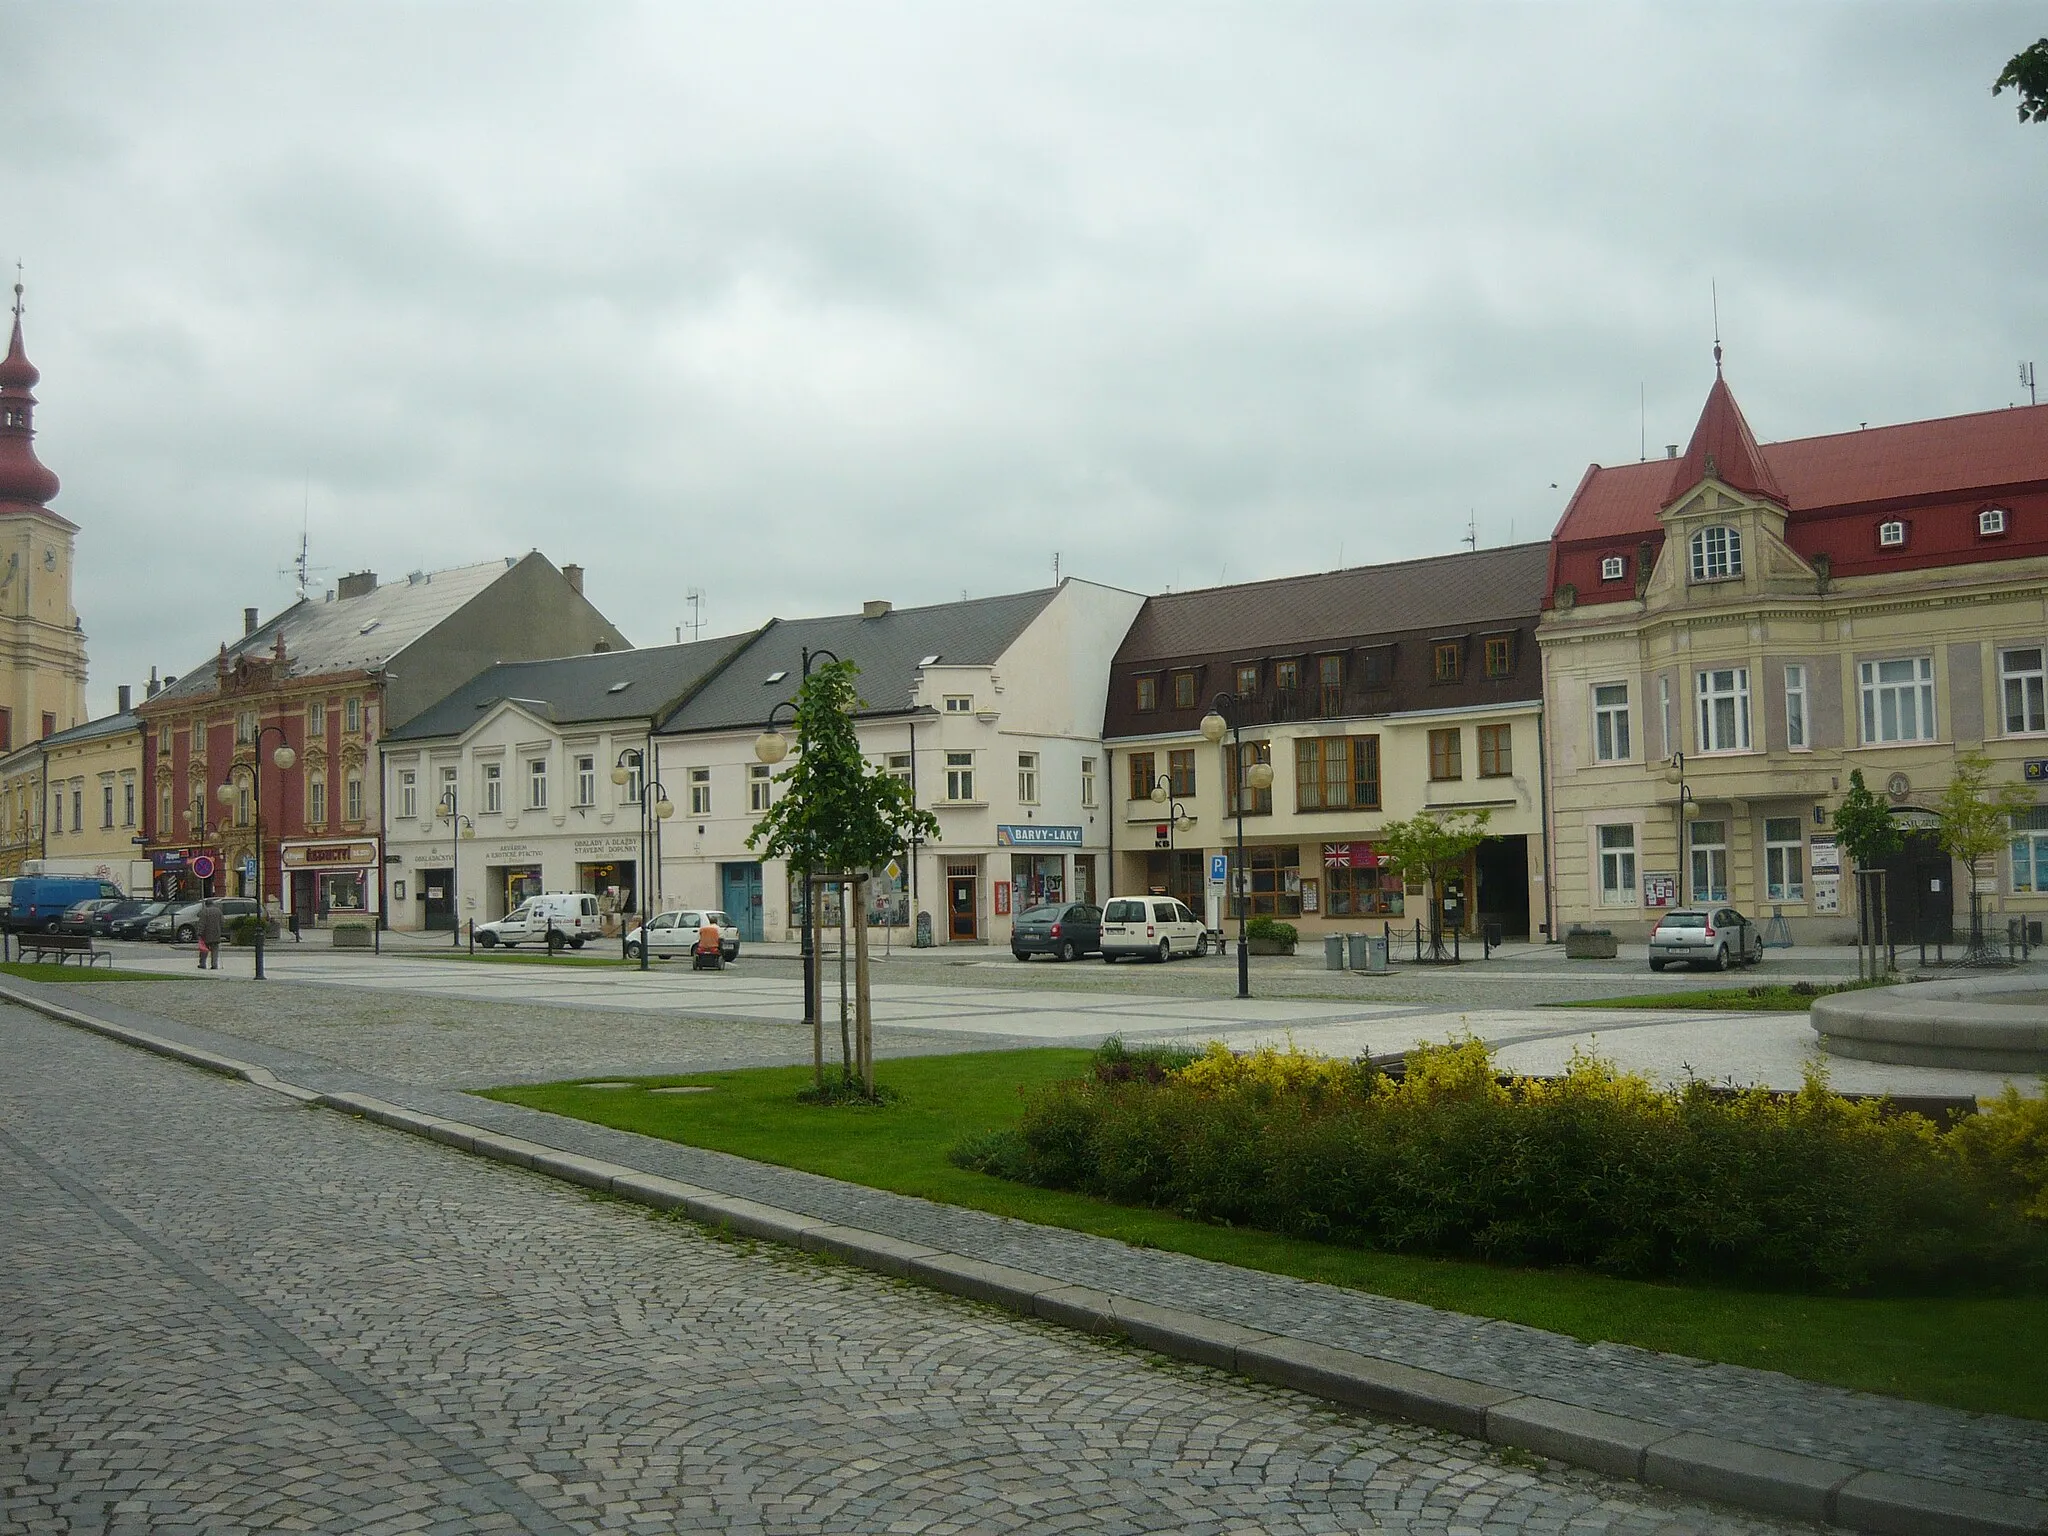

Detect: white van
[1099, 895, 1211, 963]
[474, 892, 603, 949]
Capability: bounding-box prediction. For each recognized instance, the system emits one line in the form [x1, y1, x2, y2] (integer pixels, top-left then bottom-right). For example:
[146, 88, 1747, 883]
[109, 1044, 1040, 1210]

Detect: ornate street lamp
[612, 746, 675, 971]
[1202, 695, 1276, 999]
[217, 728, 296, 980]
[437, 790, 475, 947]
[1660, 751, 1702, 906]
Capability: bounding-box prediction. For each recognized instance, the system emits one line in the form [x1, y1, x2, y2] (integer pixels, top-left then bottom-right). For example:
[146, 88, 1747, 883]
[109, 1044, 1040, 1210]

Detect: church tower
[0, 281, 88, 750]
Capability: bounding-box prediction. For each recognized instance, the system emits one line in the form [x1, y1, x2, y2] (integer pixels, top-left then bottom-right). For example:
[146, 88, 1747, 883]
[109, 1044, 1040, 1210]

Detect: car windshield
[1660, 913, 1707, 928]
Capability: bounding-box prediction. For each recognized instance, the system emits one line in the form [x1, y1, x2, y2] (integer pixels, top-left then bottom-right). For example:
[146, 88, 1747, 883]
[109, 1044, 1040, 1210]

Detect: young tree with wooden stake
[1935, 750, 2036, 963]
[1371, 808, 1491, 962]
[1833, 769, 1903, 979]
[747, 659, 938, 1097]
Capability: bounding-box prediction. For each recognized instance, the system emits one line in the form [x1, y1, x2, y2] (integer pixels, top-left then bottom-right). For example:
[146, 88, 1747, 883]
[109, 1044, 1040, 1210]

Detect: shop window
[1233, 843, 1301, 919]
[2012, 806, 2048, 892]
[1765, 818, 1805, 902]
[1326, 855, 1403, 917]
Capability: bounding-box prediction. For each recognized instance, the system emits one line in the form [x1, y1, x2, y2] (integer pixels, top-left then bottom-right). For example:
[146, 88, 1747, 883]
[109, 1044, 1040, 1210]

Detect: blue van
[8, 875, 124, 933]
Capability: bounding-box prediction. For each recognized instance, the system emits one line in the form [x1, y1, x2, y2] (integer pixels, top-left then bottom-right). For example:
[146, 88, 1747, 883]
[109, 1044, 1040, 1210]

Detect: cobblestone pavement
[2, 1008, 1812, 1535]
[24, 976, 2048, 1506]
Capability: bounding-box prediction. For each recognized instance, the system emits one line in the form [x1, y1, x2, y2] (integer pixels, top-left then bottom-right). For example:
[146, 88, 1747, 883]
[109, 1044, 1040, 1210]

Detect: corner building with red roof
[1537, 368, 2048, 943]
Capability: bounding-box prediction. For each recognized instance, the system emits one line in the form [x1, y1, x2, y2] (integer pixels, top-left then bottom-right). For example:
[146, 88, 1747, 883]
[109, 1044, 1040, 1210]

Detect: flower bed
[951, 1036, 2048, 1294]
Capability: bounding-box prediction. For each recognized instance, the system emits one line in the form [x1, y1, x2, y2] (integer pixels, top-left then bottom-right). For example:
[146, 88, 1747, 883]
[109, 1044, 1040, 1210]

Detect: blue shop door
[721, 862, 764, 942]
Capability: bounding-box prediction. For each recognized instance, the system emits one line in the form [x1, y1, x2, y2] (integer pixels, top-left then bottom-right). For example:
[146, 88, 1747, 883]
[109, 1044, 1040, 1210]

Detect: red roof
[1548, 382, 2048, 605]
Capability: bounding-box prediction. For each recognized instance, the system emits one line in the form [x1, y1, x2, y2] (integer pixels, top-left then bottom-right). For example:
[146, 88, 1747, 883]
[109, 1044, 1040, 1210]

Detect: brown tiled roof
[1111, 543, 1552, 664]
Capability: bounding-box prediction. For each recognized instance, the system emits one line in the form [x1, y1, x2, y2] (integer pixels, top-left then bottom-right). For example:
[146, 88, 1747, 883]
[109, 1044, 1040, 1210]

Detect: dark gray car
[1647, 905, 1764, 971]
[1011, 902, 1102, 961]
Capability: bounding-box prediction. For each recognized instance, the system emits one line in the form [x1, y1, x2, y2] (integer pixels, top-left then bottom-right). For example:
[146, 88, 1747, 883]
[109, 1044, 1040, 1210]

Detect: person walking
[196, 896, 224, 970]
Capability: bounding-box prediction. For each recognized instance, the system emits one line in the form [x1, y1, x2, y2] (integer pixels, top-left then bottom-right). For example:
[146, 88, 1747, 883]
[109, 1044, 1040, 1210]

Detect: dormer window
[1878, 520, 1907, 549]
[1134, 676, 1158, 712]
[1601, 555, 1626, 582]
[1688, 525, 1742, 583]
[1980, 507, 2009, 538]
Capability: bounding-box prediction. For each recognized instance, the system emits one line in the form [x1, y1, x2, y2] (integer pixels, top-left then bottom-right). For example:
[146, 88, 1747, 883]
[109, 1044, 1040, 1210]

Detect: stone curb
[7, 982, 2045, 1536]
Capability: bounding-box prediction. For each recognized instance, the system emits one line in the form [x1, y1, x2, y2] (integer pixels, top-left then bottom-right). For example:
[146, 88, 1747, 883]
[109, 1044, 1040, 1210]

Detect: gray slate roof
[1112, 543, 1553, 664]
[0, 710, 139, 774]
[145, 558, 525, 707]
[385, 630, 763, 744]
[658, 588, 1060, 735]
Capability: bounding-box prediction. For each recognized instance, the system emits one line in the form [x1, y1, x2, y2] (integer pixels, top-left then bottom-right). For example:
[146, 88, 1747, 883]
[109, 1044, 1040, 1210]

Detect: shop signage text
[995, 824, 1083, 847]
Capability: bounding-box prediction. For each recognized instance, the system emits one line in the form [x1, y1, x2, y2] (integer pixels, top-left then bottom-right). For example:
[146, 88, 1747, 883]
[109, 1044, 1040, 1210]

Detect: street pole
[1203, 695, 1272, 1000]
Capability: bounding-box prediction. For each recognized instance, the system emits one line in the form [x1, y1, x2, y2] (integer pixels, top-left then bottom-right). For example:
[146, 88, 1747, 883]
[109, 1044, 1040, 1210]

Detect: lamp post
[1201, 694, 1276, 999]
[218, 727, 297, 981]
[612, 746, 674, 971]
[181, 795, 209, 899]
[437, 790, 474, 947]
[1660, 751, 1702, 906]
[752, 646, 841, 1044]
[1144, 773, 1196, 925]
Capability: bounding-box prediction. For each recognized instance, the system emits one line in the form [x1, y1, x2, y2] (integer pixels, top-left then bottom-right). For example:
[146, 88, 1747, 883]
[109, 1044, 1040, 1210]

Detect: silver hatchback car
[1647, 906, 1764, 972]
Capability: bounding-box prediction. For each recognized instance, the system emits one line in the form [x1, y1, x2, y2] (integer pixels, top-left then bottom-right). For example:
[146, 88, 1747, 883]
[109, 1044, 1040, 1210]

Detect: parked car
[624, 909, 741, 962]
[57, 898, 122, 936]
[474, 892, 604, 949]
[107, 900, 170, 940]
[1099, 895, 1211, 963]
[1647, 905, 1764, 972]
[147, 897, 260, 943]
[7, 875, 125, 933]
[1011, 902, 1102, 961]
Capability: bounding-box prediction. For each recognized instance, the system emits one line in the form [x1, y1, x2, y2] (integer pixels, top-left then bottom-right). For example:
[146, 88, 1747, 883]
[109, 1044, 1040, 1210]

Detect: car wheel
[478, 931, 498, 948]
[547, 930, 567, 953]
[624, 940, 642, 959]
[1013, 949, 1030, 961]
[724, 945, 739, 962]
[176, 924, 196, 943]
[1102, 953, 1117, 964]
[1195, 933, 1211, 958]
[1648, 958, 1666, 972]
[1712, 945, 1730, 972]
[1157, 939, 1172, 963]
[1059, 939, 1077, 962]
[569, 937, 585, 950]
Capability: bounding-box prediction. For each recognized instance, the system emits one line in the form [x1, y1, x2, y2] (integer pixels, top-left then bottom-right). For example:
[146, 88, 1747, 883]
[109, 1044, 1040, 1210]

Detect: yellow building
[0, 700, 148, 889]
[1539, 366, 2048, 943]
[0, 284, 89, 755]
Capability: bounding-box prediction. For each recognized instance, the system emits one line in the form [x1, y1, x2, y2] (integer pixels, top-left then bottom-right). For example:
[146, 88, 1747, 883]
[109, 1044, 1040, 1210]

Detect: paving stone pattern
[35, 977, 2048, 1507]
[2, 1010, 1809, 1535]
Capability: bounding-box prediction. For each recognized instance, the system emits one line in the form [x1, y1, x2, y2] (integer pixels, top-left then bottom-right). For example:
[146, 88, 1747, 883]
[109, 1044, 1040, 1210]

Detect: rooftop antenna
[1639, 382, 1646, 462]
[1463, 511, 1477, 553]
[1712, 281, 1723, 374]
[683, 588, 706, 642]
[1053, 551, 1060, 585]
[278, 486, 331, 600]
[2023, 361, 2038, 407]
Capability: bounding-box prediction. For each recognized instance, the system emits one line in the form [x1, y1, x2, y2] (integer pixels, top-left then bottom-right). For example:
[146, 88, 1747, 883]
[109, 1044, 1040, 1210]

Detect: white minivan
[1099, 895, 1211, 963]
[474, 892, 603, 949]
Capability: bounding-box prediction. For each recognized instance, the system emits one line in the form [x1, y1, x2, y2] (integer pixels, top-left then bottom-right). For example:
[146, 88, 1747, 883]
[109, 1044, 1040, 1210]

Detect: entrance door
[948, 871, 979, 941]
[721, 862, 764, 942]
[420, 866, 455, 931]
[1474, 836, 1530, 939]
[1882, 831, 1954, 945]
[291, 871, 317, 927]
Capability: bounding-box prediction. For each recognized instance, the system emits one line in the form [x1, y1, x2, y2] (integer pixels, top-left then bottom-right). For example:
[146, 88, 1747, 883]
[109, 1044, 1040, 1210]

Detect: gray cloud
[3, 2, 2042, 709]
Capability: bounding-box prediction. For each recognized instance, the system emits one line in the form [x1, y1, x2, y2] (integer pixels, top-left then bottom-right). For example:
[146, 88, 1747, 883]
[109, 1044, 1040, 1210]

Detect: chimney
[562, 563, 584, 595]
[862, 599, 892, 620]
[118, 684, 132, 713]
[337, 570, 378, 600]
[145, 665, 160, 700]
[243, 606, 259, 636]
[1665, 444, 1679, 459]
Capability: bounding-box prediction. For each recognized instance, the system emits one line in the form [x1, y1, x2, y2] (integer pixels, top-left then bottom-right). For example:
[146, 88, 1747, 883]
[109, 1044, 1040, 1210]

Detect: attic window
[358, 620, 381, 635]
[607, 681, 632, 694]
[1980, 507, 2009, 537]
[765, 670, 788, 684]
[918, 654, 941, 667]
[1878, 520, 1907, 549]
[1601, 555, 1626, 582]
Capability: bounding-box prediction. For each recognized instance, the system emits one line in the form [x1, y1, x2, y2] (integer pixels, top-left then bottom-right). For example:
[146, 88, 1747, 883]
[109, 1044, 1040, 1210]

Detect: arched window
[1689, 525, 1742, 582]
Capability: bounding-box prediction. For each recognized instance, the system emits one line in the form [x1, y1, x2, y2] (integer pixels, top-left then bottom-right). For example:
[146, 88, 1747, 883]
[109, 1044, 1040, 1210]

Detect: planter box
[332, 926, 373, 949]
[1246, 938, 1296, 956]
[1565, 926, 1618, 959]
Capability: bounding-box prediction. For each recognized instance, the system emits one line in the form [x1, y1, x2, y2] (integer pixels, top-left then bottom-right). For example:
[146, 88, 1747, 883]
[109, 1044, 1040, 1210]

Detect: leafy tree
[1372, 808, 1491, 958]
[749, 659, 938, 1093]
[1994, 38, 2048, 124]
[1935, 750, 2036, 954]
[1832, 769, 1901, 870]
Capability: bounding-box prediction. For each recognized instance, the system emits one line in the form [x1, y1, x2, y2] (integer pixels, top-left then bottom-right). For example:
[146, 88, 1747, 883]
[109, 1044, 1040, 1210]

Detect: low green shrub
[227, 914, 266, 945]
[1245, 917, 1299, 946]
[951, 1037, 2048, 1294]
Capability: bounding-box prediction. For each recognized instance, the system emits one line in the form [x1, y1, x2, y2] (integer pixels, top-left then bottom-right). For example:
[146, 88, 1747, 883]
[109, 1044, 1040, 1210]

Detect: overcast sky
[5, 3, 2045, 715]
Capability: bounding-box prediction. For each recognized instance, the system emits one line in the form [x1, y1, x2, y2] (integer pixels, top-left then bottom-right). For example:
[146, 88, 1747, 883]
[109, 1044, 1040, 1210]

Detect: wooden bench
[17, 931, 113, 967]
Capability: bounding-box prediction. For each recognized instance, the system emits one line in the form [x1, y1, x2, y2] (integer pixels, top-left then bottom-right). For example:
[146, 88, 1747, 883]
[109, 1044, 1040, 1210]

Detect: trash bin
[1363, 934, 1389, 974]
[1483, 920, 1504, 950]
[1345, 932, 1371, 970]
[1324, 933, 1347, 970]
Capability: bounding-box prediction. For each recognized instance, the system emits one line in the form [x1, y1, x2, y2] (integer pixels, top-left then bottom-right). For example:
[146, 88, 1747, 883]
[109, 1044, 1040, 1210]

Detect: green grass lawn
[1548, 982, 1879, 1011]
[0, 960, 182, 983]
[480, 1048, 2046, 1421]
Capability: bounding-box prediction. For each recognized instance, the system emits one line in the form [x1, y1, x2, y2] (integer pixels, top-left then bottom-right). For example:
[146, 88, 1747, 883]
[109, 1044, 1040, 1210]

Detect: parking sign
[1208, 853, 1228, 884]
